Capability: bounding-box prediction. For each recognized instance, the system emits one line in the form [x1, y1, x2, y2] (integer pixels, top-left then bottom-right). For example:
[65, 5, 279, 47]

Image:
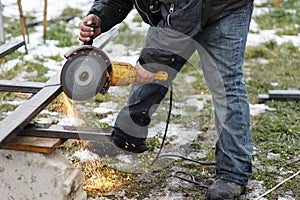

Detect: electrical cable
[174, 171, 210, 189]
[150, 80, 173, 166]
[157, 154, 215, 166]
[149, 80, 216, 189]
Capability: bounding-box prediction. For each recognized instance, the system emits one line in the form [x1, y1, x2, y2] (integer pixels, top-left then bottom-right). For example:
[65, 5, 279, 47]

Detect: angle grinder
[60, 23, 168, 101]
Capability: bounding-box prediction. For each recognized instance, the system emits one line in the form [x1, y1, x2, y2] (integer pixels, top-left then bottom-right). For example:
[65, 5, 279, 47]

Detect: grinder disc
[61, 48, 111, 101]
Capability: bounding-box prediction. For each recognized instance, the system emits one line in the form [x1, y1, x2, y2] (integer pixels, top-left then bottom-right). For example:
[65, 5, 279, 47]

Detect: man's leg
[113, 82, 168, 153]
[195, 1, 254, 198]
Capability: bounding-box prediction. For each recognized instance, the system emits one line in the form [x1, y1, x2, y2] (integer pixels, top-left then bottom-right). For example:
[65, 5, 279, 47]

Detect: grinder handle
[110, 62, 168, 86]
[83, 22, 99, 45]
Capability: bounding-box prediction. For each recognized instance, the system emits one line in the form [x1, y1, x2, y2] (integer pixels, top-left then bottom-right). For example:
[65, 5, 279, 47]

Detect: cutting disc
[61, 48, 111, 101]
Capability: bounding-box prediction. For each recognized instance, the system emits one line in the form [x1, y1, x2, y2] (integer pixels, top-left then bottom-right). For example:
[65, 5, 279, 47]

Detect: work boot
[112, 128, 148, 153]
[205, 179, 246, 200]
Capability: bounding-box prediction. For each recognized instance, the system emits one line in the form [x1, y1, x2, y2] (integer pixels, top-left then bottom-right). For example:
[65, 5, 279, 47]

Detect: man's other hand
[135, 62, 156, 83]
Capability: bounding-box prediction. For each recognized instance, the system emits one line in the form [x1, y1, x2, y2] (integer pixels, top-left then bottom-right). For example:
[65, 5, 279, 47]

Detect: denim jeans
[114, 1, 253, 186]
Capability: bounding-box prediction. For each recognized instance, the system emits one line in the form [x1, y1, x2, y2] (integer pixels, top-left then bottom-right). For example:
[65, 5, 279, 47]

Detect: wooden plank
[0, 72, 62, 147]
[0, 80, 45, 93]
[0, 39, 25, 58]
[2, 136, 63, 153]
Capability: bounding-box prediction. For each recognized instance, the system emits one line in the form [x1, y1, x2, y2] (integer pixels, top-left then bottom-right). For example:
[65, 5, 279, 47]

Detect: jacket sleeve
[138, 0, 203, 75]
[88, 0, 133, 32]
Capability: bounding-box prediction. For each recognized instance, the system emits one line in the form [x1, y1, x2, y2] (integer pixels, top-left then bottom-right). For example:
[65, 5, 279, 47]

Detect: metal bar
[94, 27, 118, 49]
[0, 39, 25, 58]
[0, 80, 45, 93]
[258, 90, 300, 103]
[19, 124, 112, 141]
[0, 72, 62, 147]
[268, 90, 300, 100]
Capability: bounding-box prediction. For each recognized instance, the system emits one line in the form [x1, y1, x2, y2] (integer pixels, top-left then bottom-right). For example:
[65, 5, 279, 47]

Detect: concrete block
[0, 149, 87, 200]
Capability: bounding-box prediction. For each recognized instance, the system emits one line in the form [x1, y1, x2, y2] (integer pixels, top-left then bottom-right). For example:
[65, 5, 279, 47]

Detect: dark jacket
[88, 0, 251, 73]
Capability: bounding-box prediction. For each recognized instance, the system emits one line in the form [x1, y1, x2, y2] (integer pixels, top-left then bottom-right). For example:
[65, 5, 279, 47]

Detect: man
[79, 0, 253, 199]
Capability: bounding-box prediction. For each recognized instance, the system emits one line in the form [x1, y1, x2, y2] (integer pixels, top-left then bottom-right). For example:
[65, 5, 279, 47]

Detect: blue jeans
[114, 1, 253, 186]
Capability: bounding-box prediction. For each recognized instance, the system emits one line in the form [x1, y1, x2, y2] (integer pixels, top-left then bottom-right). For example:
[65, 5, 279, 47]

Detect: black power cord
[150, 81, 173, 166]
[150, 81, 216, 189]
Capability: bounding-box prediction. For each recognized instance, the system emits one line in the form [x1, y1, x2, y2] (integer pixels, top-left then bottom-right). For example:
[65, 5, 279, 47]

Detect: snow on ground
[93, 101, 119, 115]
[2, 0, 93, 20]
[248, 2, 300, 48]
[247, 28, 300, 47]
[73, 149, 99, 162]
[250, 103, 276, 116]
[149, 122, 201, 147]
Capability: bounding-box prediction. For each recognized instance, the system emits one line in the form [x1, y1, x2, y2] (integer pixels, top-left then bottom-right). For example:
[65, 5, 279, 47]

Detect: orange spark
[61, 92, 78, 118]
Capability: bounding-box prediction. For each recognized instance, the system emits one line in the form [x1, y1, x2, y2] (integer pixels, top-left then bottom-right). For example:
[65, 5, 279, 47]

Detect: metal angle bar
[268, 90, 300, 100]
[19, 125, 112, 141]
[0, 39, 25, 58]
[93, 27, 118, 49]
[0, 80, 46, 93]
[0, 72, 62, 147]
[258, 90, 300, 103]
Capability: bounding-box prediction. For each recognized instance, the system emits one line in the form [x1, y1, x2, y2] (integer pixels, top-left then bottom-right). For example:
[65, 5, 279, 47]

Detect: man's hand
[79, 14, 101, 44]
[135, 62, 156, 83]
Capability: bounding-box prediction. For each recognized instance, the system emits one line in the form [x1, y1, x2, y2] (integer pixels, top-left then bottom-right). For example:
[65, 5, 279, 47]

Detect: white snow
[247, 4, 300, 48]
[57, 116, 86, 126]
[73, 149, 99, 162]
[98, 113, 118, 126]
[0, 59, 19, 73]
[149, 122, 201, 148]
[250, 103, 275, 116]
[2, 0, 92, 20]
[93, 101, 118, 114]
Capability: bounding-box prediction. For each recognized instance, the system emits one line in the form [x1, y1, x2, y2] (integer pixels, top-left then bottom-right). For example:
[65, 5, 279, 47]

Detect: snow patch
[93, 101, 119, 114]
[250, 103, 275, 116]
[57, 116, 85, 126]
[98, 113, 118, 126]
[149, 123, 200, 147]
[73, 149, 99, 162]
